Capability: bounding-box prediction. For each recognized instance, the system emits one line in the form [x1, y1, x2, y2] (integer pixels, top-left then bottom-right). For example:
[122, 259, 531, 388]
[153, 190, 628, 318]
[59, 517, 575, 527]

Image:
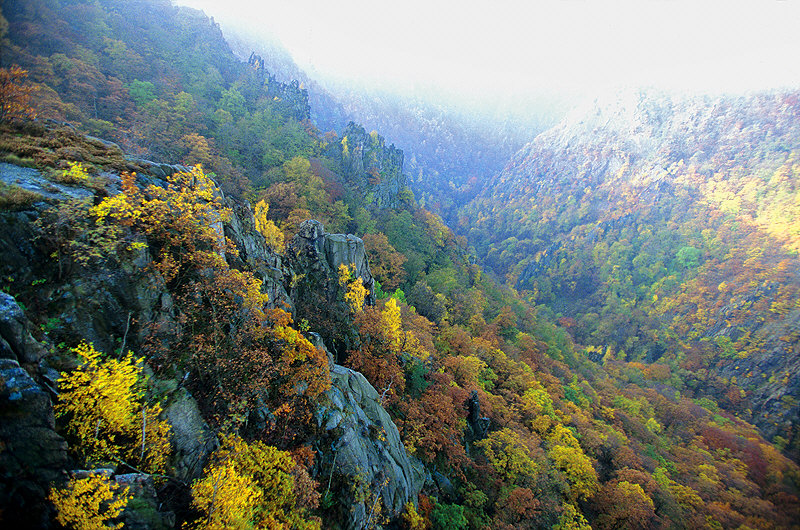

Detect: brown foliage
[363, 232, 407, 291]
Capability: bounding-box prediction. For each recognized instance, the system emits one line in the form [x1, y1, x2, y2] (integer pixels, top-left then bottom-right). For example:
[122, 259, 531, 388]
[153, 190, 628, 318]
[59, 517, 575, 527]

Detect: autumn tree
[254, 198, 285, 251]
[476, 428, 538, 486]
[55, 342, 171, 473]
[48, 472, 131, 530]
[593, 480, 656, 529]
[0, 65, 35, 122]
[339, 263, 368, 314]
[363, 232, 407, 291]
[547, 428, 599, 501]
[90, 165, 231, 286]
[396, 373, 469, 473]
[348, 299, 406, 402]
[189, 435, 321, 529]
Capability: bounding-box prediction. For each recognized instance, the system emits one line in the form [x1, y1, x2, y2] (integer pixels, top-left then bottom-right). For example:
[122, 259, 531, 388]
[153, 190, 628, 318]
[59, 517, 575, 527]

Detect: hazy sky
[177, 0, 800, 108]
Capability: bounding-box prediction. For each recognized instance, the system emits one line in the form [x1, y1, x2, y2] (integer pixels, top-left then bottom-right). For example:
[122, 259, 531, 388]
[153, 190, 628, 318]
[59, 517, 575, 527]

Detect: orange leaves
[593, 480, 655, 530]
[363, 232, 407, 291]
[269, 308, 331, 401]
[0, 66, 36, 123]
[91, 165, 230, 284]
[396, 376, 469, 472]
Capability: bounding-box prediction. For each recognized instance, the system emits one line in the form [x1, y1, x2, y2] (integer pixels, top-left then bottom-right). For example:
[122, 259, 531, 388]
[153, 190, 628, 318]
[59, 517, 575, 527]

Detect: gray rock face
[223, 199, 293, 312]
[317, 364, 425, 530]
[0, 292, 47, 363]
[289, 219, 374, 301]
[0, 162, 92, 202]
[115, 473, 175, 529]
[339, 123, 407, 210]
[324, 233, 374, 291]
[0, 358, 68, 528]
[161, 388, 216, 482]
[288, 220, 374, 358]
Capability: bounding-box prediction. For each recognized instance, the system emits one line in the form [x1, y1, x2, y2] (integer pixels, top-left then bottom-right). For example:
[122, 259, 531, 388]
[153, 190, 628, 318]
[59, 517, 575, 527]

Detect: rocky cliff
[332, 122, 409, 209]
[248, 52, 312, 122]
[0, 160, 420, 528]
[313, 340, 426, 530]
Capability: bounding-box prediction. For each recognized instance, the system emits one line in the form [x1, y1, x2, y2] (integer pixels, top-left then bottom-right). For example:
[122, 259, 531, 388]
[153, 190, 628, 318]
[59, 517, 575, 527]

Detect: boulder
[115, 473, 175, 529]
[290, 220, 374, 300]
[316, 364, 425, 530]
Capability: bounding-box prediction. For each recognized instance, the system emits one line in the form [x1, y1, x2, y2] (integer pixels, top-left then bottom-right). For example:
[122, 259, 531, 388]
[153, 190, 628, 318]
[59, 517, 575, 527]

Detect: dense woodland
[0, 0, 799, 529]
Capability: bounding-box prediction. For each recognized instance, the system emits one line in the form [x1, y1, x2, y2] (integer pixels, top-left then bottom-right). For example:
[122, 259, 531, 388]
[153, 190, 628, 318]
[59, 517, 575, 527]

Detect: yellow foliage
[254, 198, 285, 251]
[382, 297, 402, 349]
[339, 263, 368, 313]
[476, 428, 538, 484]
[402, 501, 427, 530]
[444, 355, 487, 388]
[55, 342, 171, 473]
[552, 503, 591, 530]
[48, 472, 131, 530]
[547, 444, 599, 501]
[190, 435, 321, 530]
[547, 424, 581, 450]
[90, 166, 231, 283]
[190, 460, 262, 530]
[520, 386, 556, 434]
[59, 162, 91, 184]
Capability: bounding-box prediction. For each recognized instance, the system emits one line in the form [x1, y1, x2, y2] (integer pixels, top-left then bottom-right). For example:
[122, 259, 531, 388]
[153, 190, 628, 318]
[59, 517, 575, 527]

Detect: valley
[0, 1, 798, 528]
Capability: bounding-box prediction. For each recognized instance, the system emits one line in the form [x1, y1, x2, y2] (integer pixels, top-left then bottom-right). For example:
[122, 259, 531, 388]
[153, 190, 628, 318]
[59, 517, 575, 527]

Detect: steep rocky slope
[0, 157, 419, 528]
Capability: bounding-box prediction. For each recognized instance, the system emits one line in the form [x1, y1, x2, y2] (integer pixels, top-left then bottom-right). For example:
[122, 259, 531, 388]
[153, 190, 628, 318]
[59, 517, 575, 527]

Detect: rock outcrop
[465, 389, 490, 443]
[247, 52, 312, 122]
[288, 220, 374, 358]
[0, 358, 68, 529]
[0, 158, 424, 528]
[224, 198, 293, 311]
[115, 473, 176, 529]
[317, 363, 425, 530]
[0, 292, 48, 363]
[161, 388, 216, 482]
[336, 122, 408, 209]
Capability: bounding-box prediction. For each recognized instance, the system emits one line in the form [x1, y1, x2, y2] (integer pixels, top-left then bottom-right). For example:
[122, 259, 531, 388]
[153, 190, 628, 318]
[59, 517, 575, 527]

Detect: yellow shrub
[190, 461, 262, 530]
[254, 198, 285, 251]
[58, 161, 91, 184]
[402, 501, 427, 530]
[48, 472, 130, 530]
[55, 342, 171, 473]
[339, 263, 367, 314]
[189, 435, 321, 529]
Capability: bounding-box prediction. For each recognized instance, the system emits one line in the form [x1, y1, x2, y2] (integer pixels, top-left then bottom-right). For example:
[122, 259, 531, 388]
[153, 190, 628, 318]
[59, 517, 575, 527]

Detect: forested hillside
[0, 1, 799, 529]
[461, 90, 800, 455]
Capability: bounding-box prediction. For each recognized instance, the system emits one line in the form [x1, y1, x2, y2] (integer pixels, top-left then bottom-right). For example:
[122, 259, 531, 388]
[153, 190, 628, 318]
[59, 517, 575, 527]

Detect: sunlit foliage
[48, 473, 131, 530]
[189, 435, 321, 529]
[55, 342, 171, 473]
